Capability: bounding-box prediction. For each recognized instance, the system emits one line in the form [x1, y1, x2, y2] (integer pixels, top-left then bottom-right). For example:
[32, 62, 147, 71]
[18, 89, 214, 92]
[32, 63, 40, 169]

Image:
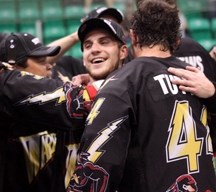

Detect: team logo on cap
[32, 37, 41, 45]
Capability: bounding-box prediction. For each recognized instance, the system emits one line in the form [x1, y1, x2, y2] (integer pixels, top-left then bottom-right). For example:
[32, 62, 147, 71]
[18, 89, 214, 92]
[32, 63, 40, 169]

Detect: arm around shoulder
[202, 82, 216, 113]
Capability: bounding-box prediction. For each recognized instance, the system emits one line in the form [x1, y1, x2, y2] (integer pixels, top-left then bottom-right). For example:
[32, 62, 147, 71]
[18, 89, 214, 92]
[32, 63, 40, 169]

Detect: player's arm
[3, 70, 75, 131]
[168, 66, 216, 112]
[46, 32, 79, 64]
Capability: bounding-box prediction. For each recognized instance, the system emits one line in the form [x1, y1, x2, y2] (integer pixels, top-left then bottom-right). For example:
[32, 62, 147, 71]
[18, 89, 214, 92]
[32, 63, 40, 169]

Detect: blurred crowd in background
[0, 0, 135, 58]
[0, 0, 216, 57]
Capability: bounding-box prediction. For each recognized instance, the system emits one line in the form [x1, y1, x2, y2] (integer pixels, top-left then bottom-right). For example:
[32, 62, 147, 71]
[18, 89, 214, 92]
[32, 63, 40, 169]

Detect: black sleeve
[201, 82, 216, 113]
[1, 70, 74, 133]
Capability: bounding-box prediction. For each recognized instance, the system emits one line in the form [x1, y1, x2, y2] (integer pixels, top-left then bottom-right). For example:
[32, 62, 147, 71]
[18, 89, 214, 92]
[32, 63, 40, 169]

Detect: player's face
[82, 29, 127, 80]
[25, 57, 54, 78]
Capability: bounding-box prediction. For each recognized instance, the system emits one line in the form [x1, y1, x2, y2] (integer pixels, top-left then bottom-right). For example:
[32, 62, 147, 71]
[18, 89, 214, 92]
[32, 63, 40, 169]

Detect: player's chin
[90, 71, 108, 81]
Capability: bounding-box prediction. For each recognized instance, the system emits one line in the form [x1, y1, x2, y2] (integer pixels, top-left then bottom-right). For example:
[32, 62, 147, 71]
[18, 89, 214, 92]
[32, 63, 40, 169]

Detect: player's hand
[71, 74, 92, 87]
[64, 84, 97, 119]
[168, 66, 215, 98]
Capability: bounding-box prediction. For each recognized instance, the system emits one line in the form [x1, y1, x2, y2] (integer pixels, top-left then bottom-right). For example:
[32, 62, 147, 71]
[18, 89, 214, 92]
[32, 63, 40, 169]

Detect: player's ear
[176, 37, 181, 48]
[119, 45, 128, 61]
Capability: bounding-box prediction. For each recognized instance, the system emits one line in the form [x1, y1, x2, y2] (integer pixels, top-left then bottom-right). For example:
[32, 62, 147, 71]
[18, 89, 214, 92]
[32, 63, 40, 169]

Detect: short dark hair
[136, 0, 177, 8]
[131, 0, 181, 53]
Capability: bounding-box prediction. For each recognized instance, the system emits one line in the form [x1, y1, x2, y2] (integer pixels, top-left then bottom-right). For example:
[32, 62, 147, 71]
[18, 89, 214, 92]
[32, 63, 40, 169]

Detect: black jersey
[174, 37, 216, 151]
[174, 37, 216, 82]
[67, 56, 216, 192]
[0, 69, 83, 192]
[52, 56, 87, 82]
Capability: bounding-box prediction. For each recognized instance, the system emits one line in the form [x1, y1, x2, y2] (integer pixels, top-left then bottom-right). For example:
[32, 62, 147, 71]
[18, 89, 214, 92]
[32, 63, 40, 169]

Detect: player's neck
[134, 45, 171, 58]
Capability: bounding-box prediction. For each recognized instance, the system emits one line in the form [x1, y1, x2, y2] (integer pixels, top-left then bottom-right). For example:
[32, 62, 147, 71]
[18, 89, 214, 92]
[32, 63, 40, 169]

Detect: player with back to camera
[135, 0, 216, 161]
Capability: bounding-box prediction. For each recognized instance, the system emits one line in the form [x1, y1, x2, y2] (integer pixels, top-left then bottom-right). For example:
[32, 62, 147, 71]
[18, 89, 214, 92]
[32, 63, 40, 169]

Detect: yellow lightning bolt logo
[87, 116, 128, 163]
[86, 97, 105, 125]
[18, 87, 66, 105]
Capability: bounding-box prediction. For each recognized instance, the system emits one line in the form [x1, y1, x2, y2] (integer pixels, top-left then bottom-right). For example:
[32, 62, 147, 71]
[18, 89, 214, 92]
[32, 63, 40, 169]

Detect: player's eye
[83, 42, 92, 50]
[100, 39, 110, 45]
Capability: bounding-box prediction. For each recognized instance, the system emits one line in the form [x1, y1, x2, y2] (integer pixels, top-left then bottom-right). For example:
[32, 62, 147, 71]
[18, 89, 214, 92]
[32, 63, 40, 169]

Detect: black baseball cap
[81, 6, 124, 24]
[0, 32, 60, 64]
[78, 18, 126, 51]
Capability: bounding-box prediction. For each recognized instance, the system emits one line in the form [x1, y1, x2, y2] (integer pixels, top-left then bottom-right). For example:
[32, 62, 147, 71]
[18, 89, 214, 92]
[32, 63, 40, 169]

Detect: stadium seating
[19, 22, 37, 36]
[0, 23, 17, 33]
[113, 2, 125, 12]
[41, 1, 63, 20]
[70, 42, 82, 59]
[1, 0, 215, 52]
[198, 39, 216, 51]
[188, 17, 212, 41]
[17, 1, 40, 21]
[177, 0, 206, 20]
[64, 5, 85, 19]
[43, 20, 66, 44]
[211, 18, 216, 38]
[0, 2, 17, 22]
[66, 19, 81, 34]
[177, 0, 206, 14]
